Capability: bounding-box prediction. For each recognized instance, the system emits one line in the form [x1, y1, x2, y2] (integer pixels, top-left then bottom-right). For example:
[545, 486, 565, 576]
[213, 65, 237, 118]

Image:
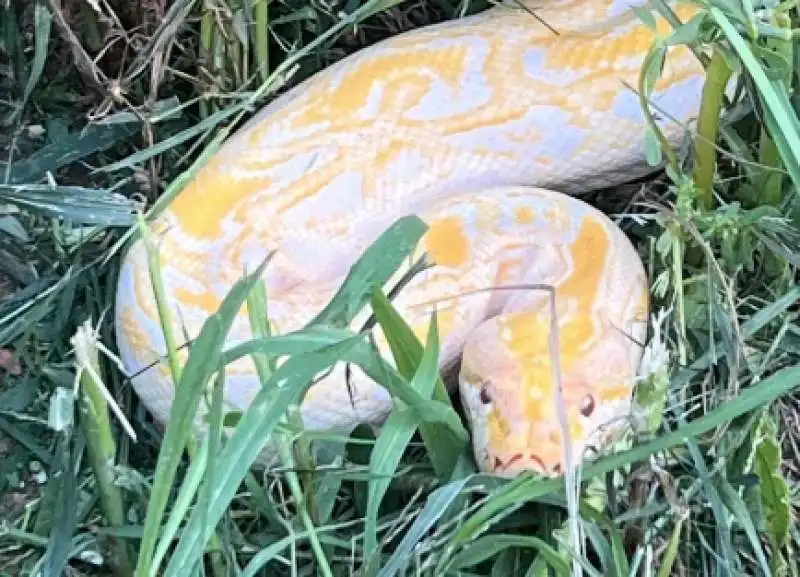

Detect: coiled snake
[114, 0, 705, 476]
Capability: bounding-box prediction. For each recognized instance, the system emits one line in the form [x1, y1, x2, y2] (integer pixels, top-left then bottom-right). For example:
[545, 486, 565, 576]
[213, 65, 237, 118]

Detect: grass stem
[73, 324, 133, 577]
[135, 215, 227, 577]
[199, 1, 215, 119]
[692, 48, 732, 211]
[254, 0, 270, 85]
[245, 280, 334, 576]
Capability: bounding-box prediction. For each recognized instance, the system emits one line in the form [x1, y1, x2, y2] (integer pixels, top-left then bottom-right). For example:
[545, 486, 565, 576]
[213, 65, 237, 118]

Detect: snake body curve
[114, 0, 706, 476]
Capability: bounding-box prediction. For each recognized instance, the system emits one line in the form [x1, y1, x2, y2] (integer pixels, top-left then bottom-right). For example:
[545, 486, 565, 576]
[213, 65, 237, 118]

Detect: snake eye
[579, 394, 596, 417]
[479, 381, 492, 404]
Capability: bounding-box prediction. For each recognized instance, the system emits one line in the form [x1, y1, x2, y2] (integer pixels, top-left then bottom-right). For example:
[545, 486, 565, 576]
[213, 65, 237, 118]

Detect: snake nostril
[580, 393, 596, 417]
[479, 381, 492, 404]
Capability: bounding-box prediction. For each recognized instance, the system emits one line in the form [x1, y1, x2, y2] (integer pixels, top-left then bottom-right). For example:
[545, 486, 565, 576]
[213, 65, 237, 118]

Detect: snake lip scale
[115, 0, 712, 477]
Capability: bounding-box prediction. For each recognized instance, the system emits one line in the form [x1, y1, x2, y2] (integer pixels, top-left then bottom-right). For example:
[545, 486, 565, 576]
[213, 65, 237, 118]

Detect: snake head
[458, 310, 640, 478]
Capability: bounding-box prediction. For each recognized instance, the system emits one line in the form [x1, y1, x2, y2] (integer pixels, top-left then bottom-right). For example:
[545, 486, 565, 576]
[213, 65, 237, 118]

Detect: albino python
[114, 0, 707, 477]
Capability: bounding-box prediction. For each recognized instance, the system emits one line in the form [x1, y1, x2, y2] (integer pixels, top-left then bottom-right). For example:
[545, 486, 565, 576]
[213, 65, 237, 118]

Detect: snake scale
[114, 0, 706, 477]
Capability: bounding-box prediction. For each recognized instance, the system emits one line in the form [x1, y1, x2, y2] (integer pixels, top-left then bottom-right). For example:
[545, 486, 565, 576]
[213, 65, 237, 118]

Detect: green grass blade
[4, 123, 140, 184]
[715, 476, 772, 576]
[655, 514, 685, 577]
[370, 286, 470, 478]
[308, 215, 428, 327]
[445, 364, 800, 557]
[363, 312, 441, 557]
[0, 184, 137, 226]
[223, 331, 467, 436]
[95, 104, 245, 175]
[134, 257, 270, 577]
[162, 333, 368, 575]
[449, 534, 571, 575]
[244, 278, 332, 575]
[711, 7, 800, 193]
[579, 505, 630, 577]
[685, 442, 740, 573]
[377, 475, 474, 577]
[151, 432, 209, 571]
[11, 1, 51, 123]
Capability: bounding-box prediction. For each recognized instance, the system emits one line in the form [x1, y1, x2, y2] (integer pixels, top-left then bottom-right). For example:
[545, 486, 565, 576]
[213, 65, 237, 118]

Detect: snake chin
[487, 451, 562, 478]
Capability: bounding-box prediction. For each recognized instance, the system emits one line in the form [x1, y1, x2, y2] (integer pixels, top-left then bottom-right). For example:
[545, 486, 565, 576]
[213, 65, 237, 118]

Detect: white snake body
[114, 0, 706, 476]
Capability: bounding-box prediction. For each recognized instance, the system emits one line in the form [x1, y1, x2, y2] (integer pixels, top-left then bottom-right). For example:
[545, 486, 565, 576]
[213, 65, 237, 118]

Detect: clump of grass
[1, 0, 800, 576]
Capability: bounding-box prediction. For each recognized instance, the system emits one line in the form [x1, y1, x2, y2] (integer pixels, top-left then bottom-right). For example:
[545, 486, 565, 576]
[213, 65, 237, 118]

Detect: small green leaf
[644, 125, 664, 166]
[751, 412, 790, 551]
[656, 515, 685, 577]
[641, 42, 667, 97]
[665, 12, 706, 46]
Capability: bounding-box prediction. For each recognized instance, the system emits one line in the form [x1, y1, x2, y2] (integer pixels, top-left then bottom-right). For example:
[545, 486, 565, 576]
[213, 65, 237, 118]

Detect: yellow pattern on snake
[115, 0, 706, 477]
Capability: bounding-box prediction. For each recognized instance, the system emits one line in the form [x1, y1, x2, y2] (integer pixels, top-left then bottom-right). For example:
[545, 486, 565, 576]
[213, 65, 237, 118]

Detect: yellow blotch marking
[438, 108, 530, 138]
[488, 408, 511, 439]
[296, 43, 472, 125]
[568, 414, 583, 440]
[501, 313, 554, 424]
[555, 216, 610, 354]
[636, 290, 649, 313]
[517, 12, 698, 120]
[524, 388, 550, 422]
[596, 383, 632, 402]
[540, 420, 583, 449]
[172, 286, 224, 316]
[117, 307, 159, 360]
[544, 417, 583, 448]
[515, 205, 535, 224]
[130, 254, 164, 324]
[422, 216, 470, 268]
[543, 205, 568, 229]
[233, 148, 348, 218]
[370, 135, 421, 174]
[496, 216, 611, 435]
[168, 161, 272, 239]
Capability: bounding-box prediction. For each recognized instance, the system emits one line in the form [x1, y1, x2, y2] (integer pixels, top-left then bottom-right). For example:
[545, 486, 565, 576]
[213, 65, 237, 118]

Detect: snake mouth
[488, 451, 562, 476]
